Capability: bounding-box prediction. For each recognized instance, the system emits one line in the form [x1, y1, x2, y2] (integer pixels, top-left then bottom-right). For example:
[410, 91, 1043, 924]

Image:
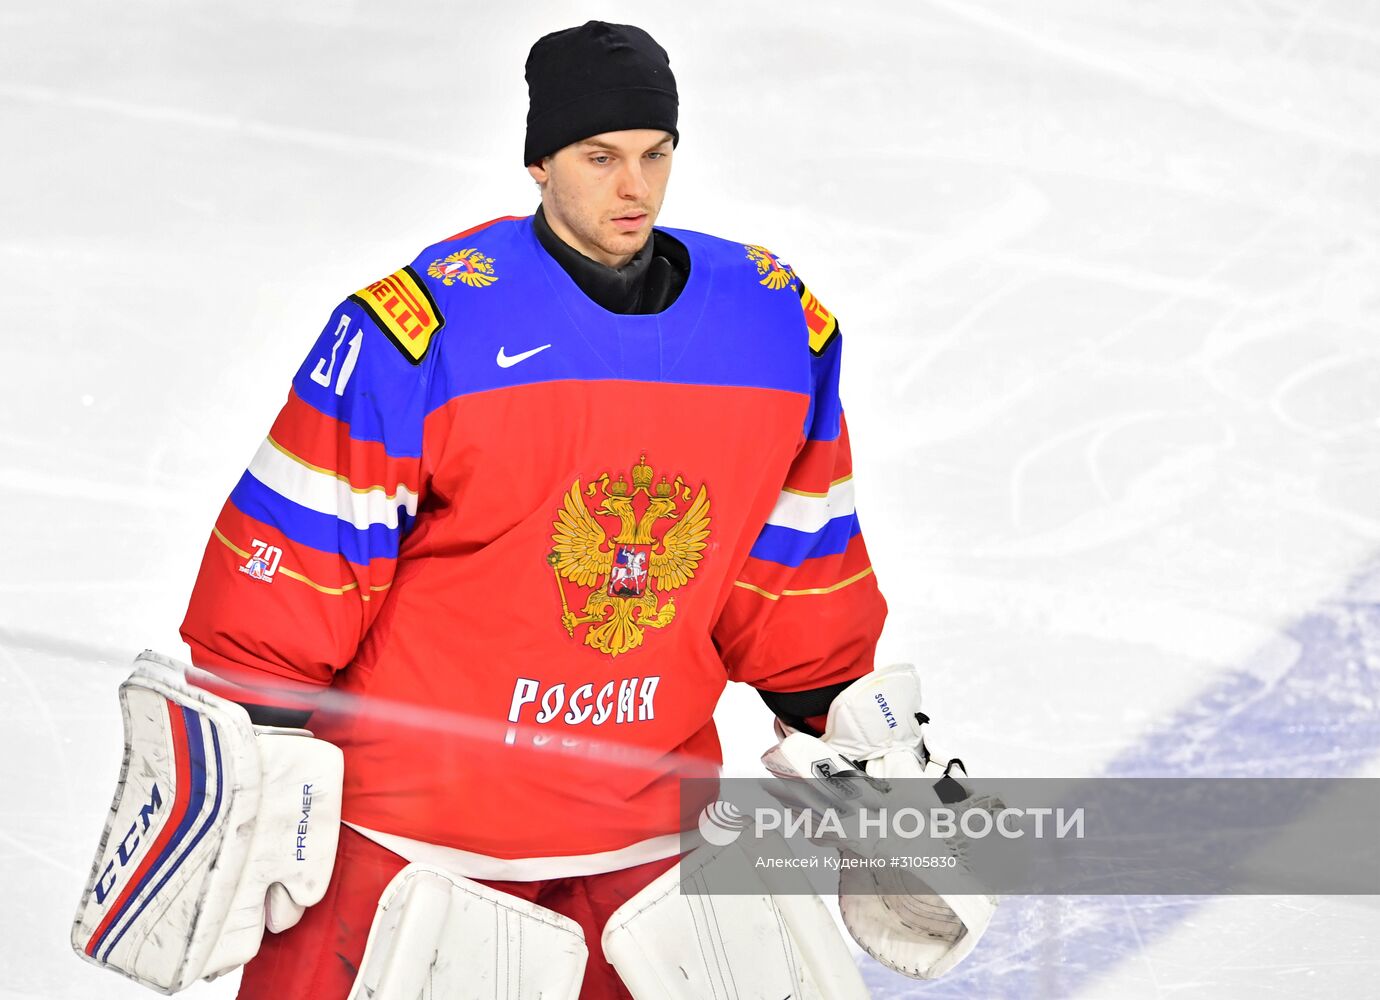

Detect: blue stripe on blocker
[107, 714, 227, 962]
[229, 472, 407, 565]
[749, 513, 860, 568]
[99, 705, 210, 960]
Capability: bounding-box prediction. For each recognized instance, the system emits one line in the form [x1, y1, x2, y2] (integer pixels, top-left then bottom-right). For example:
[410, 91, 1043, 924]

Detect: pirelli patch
[798, 282, 840, 356]
[350, 266, 444, 364]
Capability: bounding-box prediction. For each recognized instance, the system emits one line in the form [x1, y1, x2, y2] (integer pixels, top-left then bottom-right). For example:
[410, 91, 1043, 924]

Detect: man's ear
[527, 159, 549, 186]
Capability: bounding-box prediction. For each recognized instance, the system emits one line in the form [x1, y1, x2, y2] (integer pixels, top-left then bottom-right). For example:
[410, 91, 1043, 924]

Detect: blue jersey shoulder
[658, 225, 800, 291]
[410, 215, 529, 295]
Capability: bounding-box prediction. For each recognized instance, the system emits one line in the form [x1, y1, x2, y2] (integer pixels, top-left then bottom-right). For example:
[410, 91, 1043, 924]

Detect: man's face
[528, 129, 674, 268]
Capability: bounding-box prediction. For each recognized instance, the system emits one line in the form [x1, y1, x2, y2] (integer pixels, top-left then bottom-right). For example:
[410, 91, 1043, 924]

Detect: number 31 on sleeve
[310, 314, 363, 397]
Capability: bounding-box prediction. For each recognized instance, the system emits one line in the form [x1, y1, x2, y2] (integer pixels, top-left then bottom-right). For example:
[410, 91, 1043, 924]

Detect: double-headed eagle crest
[548, 454, 711, 658]
[427, 248, 499, 288]
[744, 244, 796, 290]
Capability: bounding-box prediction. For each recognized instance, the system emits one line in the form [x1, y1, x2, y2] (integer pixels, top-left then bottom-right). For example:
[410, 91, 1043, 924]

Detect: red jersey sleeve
[713, 282, 888, 695]
[180, 291, 439, 710]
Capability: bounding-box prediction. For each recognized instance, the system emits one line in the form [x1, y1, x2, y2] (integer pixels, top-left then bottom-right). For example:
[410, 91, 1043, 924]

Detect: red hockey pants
[237, 824, 679, 1000]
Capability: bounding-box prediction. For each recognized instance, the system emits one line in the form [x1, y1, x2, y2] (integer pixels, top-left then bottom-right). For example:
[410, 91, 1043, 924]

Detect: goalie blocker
[72, 651, 343, 993]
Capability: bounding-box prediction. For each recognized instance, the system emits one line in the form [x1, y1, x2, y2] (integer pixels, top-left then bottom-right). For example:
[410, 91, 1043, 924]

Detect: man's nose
[617, 160, 650, 201]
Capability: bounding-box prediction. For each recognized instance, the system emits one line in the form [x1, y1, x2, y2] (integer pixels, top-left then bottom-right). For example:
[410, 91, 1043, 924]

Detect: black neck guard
[533, 204, 689, 315]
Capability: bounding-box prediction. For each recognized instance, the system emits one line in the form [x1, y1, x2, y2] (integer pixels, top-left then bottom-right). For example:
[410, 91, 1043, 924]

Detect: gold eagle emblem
[548, 454, 711, 658]
[426, 248, 498, 288]
[744, 244, 797, 290]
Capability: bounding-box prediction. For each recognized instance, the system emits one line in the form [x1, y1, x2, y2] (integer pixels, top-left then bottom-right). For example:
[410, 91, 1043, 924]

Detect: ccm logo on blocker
[93, 784, 165, 904]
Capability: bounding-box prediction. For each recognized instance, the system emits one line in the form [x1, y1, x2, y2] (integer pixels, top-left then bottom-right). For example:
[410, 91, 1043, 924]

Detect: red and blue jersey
[181, 215, 887, 869]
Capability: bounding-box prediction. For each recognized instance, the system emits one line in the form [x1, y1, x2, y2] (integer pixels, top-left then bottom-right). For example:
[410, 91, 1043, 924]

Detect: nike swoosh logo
[496, 343, 552, 368]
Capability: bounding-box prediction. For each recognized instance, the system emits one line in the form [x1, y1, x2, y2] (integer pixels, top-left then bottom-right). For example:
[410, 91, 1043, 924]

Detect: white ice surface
[2, 0, 1379, 997]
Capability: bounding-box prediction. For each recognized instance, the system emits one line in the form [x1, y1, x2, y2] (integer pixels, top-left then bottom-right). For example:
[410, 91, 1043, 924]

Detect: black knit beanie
[524, 21, 678, 166]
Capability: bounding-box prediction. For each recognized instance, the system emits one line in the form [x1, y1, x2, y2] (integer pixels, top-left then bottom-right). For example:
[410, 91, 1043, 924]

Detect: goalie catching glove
[72, 651, 343, 993]
[761, 663, 999, 980]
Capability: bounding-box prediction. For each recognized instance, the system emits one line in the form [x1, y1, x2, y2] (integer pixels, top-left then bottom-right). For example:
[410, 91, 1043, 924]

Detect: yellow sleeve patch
[349, 266, 445, 364]
[798, 281, 840, 356]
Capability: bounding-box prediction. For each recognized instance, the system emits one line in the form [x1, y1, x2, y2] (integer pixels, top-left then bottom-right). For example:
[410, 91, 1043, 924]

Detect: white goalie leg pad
[602, 840, 869, 1000]
[346, 863, 588, 1000]
[71, 651, 343, 993]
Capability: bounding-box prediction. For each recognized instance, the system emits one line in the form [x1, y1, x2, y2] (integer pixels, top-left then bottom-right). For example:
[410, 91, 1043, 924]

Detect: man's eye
[647, 151, 665, 160]
[592, 155, 611, 165]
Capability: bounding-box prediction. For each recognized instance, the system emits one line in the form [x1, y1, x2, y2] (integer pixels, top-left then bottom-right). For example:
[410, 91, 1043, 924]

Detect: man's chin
[597, 230, 652, 259]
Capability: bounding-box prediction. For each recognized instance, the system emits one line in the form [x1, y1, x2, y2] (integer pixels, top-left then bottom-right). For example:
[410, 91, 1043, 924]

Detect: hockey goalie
[72, 18, 997, 1000]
